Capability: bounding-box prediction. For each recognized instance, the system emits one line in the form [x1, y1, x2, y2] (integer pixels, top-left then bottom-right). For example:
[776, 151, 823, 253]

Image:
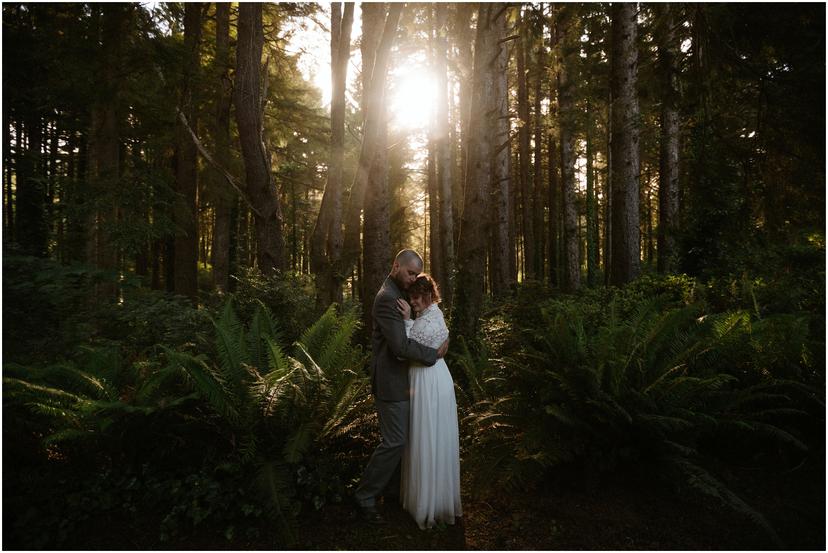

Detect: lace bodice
[404, 303, 449, 350]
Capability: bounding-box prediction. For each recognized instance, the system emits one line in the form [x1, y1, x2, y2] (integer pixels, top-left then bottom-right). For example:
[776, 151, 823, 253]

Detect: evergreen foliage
[461, 277, 823, 546]
[3, 293, 371, 547]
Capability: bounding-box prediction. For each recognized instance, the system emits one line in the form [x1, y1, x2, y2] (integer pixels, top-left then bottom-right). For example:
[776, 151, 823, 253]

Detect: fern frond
[283, 421, 316, 463]
[664, 456, 783, 547]
[26, 401, 81, 423]
[76, 345, 123, 396]
[298, 305, 337, 363]
[135, 365, 182, 403]
[264, 336, 291, 377]
[318, 370, 369, 441]
[4, 377, 83, 404]
[238, 432, 258, 464]
[213, 299, 249, 388]
[40, 363, 111, 400]
[545, 404, 596, 433]
[43, 428, 96, 445]
[741, 420, 809, 451]
[162, 346, 239, 424]
[248, 300, 282, 373]
[294, 342, 325, 383]
[254, 460, 295, 543]
[636, 413, 695, 434]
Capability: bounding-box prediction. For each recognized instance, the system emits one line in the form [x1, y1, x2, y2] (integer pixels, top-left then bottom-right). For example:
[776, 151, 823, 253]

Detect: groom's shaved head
[395, 249, 424, 268]
[391, 249, 424, 290]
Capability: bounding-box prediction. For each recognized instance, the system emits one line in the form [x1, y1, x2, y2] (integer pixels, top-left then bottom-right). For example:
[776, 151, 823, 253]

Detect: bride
[395, 274, 462, 529]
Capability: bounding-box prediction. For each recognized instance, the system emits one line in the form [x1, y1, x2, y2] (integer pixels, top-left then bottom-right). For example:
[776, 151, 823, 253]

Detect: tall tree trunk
[87, 5, 131, 299]
[558, 5, 580, 293]
[340, 3, 402, 329]
[18, 113, 48, 257]
[427, 6, 441, 281]
[490, 4, 513, 297]
[547, 132, 559, 286]
[174, 2, 202, 302]
[532, 27, 546, 282]
[358, 4, 403, 331]
[609, 2, 641, 286]
[645, 166, 655, 263]
[453, 4, 475, 252]
[211, 2, 233, 292]
[164, 236, 175, 292]
[516, 9, 535, 281]
[423, 4, 443, 282]
[235, 3, 286, 276]
[452, 3, 504, 351]
[585, 98, 598, 286]
[604, 88, 613, 285]
[65, 132, 86, 263]
[133, 140, 149, 278]
[656, 3, 680, 273]
[311, 2, 353, 307]
[3, 110, 13, 243]
[48, 120, 59, 253]
[435, 2, 455, 307]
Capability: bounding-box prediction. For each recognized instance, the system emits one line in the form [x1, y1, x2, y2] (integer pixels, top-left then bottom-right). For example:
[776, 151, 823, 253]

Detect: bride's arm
[395, 301, 449, 357]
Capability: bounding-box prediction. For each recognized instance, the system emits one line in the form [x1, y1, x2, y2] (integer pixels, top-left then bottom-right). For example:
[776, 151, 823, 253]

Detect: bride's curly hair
[409, 273, 441, 304]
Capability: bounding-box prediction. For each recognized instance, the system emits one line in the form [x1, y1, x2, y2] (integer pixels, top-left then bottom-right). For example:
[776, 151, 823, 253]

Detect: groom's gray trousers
[354, 399, 409, 507]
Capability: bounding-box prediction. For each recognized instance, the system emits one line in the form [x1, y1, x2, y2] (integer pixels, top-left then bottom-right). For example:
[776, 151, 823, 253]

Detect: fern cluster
[462, 289, 823, 547]
[4, 298, 371, 546]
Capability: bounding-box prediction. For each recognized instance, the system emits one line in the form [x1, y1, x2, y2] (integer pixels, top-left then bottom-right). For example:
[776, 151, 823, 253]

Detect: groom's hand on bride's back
[437, 338, 449, 358]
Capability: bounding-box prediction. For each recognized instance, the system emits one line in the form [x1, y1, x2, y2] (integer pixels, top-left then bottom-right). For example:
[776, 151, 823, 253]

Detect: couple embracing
[354, 249, 462, 530]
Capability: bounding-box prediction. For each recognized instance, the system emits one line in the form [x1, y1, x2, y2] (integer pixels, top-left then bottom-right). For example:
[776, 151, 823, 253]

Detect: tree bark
[86, 5, 132, 299]
[311, 2, 353, 307]
[490, 4, 513, 297]
[18, 112, 48, 257]
[604, 87, 613, 285]
[452, 3, 504, 350]
[516, 9, 535, 281]
[211, 2, 233, 292]
[609, 2, 641, 286]
[341, 3, 401, 268]
[532, 23, 546, 282]
[558, 5, 580, 293]
[337, 3, 401, 329]
[234, 3, 286, 276]
[586, 98, 598, 286]
[547, 132, 559, 286]
[174, 2, 202, 302]
[350, 3, 402, 331]
[435, 2, 455, 307]
[427, 6, 441, 282]
[453, 4, 475, 252]
[3, 110, 13, 244]
[656, 3, 680, 273]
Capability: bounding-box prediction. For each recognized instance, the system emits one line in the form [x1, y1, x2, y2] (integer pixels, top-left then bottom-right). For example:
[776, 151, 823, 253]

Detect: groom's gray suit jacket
[371, 277, 439, 401]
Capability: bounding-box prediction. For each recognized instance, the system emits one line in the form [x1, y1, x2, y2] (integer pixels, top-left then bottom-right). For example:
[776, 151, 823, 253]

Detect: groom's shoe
[358, 504, 387, 525]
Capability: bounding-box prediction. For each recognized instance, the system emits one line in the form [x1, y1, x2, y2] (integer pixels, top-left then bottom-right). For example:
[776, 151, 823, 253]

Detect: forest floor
[171, 456, 824, 551]
[7, 453, 824, 550]
[287, 460, 825, 551]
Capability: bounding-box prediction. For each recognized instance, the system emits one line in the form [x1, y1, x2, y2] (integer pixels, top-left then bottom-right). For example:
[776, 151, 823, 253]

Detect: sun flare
[387, 65, 437, 131]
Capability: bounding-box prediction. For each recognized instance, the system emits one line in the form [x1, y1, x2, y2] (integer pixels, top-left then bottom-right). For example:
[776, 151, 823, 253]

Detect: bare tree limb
[177, 109, 264, 219]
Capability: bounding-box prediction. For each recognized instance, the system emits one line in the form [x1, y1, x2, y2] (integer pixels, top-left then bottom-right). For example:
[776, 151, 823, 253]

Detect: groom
[354, 249, 449, 524]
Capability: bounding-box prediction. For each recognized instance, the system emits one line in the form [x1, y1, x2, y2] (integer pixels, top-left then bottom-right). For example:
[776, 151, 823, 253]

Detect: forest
[2, 2, 825, 550]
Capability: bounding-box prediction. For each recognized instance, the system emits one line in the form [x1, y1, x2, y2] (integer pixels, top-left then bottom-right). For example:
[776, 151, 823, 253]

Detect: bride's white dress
[401, 303, 462, 529]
